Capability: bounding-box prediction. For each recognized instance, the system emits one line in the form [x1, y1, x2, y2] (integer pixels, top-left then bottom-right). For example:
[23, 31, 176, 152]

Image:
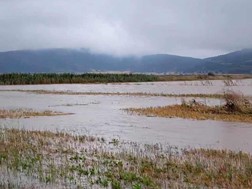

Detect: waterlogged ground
[0, 80, 252, 153]
[1, 79, 252, 95]
[1, 128, 252, 189]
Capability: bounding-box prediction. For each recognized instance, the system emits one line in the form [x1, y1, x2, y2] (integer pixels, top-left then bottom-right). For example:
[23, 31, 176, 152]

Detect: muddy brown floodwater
[0, 79, 252, 153]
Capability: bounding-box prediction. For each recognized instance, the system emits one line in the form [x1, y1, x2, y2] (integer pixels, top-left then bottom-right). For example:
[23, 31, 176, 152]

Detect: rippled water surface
[0, 79, 252, 153]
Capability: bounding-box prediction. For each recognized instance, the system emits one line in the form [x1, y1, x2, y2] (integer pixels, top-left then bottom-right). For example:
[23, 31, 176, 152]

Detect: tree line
[0, 73, 159, 85]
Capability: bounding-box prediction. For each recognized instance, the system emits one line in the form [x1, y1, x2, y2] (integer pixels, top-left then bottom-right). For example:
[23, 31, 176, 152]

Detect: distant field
[158, 74, 252, 81]
[0, 73, 252, 85]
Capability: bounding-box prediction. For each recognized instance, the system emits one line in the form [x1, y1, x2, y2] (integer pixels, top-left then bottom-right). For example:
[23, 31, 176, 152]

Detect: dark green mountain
[198, 49, 252, 74]
[0, 49, 128, 73]
[0, 49, 202, 73]
[135, 54, 202, 73]
[0, 48, 251, 73]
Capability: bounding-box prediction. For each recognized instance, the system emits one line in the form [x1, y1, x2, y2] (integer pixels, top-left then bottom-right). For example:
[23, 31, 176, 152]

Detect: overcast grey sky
[0, 0, 251, 58]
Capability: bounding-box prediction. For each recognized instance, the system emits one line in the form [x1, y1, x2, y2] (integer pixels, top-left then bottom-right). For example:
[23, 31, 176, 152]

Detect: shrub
[207, 72, 215, 76]
[223, 91, 252, 113]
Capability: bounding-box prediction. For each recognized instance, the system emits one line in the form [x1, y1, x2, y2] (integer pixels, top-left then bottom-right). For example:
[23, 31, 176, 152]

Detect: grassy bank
[0, 109, 69, 119]
[1, 89, 224, 99]
[128, 104, 252, 123]
[127, 92, 252, 123]
[0, 73, 252, 85]
[0, 128, 252, 188]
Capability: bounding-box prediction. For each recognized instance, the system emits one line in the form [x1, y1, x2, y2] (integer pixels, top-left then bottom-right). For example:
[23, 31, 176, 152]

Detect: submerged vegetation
[128, 91, 252, 123]
[1, 89, 224, 99]
[0, 73, 252, 85]
[0, 128, 252, 188]
[0, 109, 69, 119]
[1, 74, 252, 188]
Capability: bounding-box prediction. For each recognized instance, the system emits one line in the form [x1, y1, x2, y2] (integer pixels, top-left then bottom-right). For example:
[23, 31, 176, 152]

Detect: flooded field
[1, 79, 252, 153]
[1, 79, 252, 95]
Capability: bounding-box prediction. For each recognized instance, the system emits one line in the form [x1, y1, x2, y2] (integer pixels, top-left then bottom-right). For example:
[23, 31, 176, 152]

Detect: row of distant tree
[0, 73, 159, 85]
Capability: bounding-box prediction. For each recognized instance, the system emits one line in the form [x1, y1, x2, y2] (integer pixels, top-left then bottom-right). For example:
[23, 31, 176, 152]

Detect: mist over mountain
[198, 49, 252, 74]
[0, 48, 251, 74]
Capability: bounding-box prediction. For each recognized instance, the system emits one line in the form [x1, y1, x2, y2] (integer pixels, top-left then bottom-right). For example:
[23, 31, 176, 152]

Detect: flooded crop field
[1, 79, 252, 153]
[1, 79, 252, 188]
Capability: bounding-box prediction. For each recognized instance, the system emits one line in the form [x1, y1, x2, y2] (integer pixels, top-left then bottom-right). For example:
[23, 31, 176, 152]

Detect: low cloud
[0, 0, 252, 58]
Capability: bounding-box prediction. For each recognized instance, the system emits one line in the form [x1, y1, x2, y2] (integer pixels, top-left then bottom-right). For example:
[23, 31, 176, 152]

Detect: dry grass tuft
[223, 91, 252, 114]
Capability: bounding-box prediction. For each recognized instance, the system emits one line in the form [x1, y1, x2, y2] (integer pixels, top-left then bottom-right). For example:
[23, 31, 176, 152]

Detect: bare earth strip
[127, 105, 252, 123]
[0, 109, 71, 119]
